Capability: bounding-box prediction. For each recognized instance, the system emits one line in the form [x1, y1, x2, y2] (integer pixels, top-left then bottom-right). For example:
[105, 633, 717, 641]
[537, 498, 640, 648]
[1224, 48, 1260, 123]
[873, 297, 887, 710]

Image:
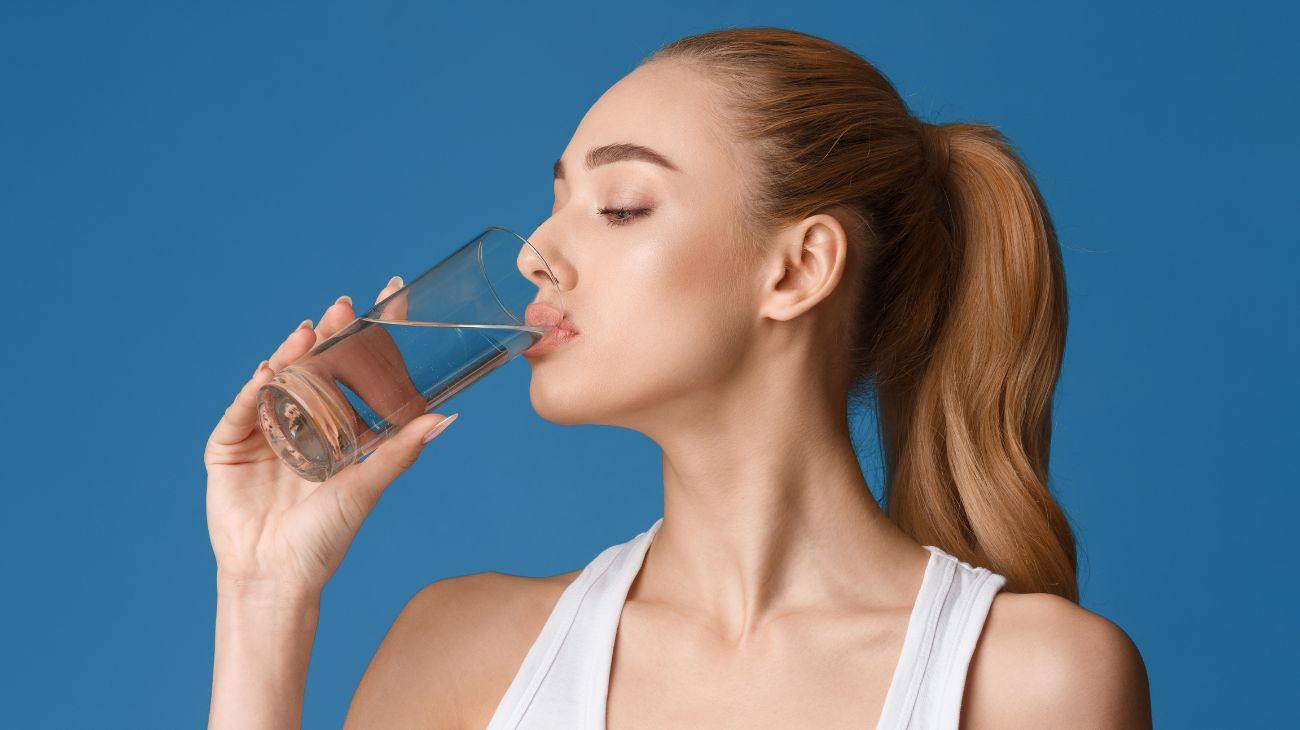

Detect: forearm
[209, 580, 321, 730]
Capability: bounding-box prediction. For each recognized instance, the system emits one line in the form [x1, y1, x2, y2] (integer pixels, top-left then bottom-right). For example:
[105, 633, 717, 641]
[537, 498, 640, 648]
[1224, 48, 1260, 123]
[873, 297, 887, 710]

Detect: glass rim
[481, 225, 564, 330]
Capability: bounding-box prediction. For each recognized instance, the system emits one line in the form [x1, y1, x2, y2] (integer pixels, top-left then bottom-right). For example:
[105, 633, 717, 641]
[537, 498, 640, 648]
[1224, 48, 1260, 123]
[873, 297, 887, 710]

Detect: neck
[632, 390, 927, 644]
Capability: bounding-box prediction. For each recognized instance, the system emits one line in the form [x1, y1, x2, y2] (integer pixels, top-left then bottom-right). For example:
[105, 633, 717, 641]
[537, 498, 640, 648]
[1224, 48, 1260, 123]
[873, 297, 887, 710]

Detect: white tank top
[485, 517, 1006, 729]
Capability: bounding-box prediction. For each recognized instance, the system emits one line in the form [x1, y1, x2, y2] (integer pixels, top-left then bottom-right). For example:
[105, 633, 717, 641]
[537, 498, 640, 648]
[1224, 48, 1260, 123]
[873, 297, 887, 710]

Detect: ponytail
[877, 122, 1077, 600]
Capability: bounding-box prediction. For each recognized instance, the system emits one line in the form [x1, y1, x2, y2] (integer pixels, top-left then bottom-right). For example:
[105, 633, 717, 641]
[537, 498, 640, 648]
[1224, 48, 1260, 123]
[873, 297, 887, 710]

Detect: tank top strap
[486, 518, 664, 730]
[875, 546, 1007, 730]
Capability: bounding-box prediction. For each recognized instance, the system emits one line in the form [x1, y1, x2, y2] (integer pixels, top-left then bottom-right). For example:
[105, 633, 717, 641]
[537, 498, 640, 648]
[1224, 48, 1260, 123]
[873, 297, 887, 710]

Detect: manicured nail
[335, 294, 352, 308]
[388, 275, 404, 289]
[421, 413, 459, 444]
[296, 318, 314, 331]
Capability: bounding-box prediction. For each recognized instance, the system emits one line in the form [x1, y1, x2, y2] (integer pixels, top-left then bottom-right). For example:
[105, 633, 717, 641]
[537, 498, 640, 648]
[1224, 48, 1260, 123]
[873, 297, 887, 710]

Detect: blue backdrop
[2, 2, 1294, 727]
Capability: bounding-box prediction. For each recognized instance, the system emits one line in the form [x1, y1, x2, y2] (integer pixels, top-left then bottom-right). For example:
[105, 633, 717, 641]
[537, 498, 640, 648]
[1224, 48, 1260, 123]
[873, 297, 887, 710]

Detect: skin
[206, 60, 1150, 728]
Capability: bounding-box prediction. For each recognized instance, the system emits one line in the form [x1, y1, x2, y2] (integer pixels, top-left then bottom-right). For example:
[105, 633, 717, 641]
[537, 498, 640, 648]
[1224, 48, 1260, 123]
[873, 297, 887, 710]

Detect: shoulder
[344, 568, 584, 730]
[961, 591, 1151, 729]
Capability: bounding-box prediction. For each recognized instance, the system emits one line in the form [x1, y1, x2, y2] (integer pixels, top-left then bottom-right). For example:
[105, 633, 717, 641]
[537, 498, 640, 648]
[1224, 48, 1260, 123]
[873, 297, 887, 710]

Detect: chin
[527, 371, 594, 426]
[528, 363, 649, 428]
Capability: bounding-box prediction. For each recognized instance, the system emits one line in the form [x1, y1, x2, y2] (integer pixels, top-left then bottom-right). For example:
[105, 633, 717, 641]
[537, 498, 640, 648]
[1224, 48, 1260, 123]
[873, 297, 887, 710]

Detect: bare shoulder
[344, 568, 583, 730]
[962, 592, 1151, 729]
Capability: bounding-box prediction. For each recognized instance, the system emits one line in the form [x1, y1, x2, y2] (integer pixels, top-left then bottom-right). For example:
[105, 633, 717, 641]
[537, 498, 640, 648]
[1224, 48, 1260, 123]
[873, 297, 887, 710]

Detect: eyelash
[597, 207, 652, 227]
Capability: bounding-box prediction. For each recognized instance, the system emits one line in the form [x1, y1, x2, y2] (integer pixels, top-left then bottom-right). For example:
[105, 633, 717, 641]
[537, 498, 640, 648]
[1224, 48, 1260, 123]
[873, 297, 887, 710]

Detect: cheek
[586, 229, 753, 385]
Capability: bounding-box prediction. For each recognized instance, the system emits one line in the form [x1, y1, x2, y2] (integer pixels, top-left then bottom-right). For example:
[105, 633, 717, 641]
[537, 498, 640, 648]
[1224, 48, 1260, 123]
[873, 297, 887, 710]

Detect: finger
[374, 275, 409, 322]
[314, 295, 356, 344]
[267, 319, 318, 372]
[208, 360, 277, 446]
[389, 289, 409, 321]
[374, 275, 403, 306]
[211, 319, 317, 448]
[338, 412, 457, 505]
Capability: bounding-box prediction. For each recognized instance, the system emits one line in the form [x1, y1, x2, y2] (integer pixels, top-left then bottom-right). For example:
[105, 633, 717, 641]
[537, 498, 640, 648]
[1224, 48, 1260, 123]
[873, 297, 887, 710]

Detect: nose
[516, 219, 572, 300]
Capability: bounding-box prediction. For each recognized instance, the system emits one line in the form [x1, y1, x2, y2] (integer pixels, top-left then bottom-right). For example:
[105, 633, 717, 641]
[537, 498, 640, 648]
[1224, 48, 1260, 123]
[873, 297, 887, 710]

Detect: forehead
[561, 61, 739, 178]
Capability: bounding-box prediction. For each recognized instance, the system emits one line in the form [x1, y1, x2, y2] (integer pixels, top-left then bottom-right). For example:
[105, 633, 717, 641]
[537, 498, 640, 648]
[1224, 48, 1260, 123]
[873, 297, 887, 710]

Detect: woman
[207, 27, 1150, 729]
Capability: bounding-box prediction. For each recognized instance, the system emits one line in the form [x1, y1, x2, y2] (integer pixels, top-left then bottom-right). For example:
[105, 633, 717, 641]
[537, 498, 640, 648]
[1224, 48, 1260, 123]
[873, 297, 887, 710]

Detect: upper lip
[524, 301, 579, 334]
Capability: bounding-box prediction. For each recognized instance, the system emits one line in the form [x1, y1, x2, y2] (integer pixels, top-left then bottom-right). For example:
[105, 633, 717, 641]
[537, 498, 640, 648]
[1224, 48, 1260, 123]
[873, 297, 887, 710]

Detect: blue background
[2, 2, 1295, 726]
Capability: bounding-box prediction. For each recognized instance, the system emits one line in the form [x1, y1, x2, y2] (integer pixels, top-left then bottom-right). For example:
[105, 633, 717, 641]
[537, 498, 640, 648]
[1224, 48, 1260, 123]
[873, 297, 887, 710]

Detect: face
[519, 61, 765, 430]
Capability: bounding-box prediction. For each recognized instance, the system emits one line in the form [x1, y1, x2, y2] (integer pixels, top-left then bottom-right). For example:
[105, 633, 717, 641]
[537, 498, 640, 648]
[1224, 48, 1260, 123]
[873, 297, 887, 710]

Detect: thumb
[351, 412, 459, 493]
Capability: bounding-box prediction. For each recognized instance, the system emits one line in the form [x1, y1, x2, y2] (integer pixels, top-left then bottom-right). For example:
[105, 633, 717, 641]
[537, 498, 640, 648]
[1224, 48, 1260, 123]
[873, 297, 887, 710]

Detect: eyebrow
[553, 142, 680, 180]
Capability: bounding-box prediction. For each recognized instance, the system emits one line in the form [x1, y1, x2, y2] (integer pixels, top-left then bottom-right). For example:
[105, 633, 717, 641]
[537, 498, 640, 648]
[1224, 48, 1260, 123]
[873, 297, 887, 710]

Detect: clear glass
[256, 226, 563, 482]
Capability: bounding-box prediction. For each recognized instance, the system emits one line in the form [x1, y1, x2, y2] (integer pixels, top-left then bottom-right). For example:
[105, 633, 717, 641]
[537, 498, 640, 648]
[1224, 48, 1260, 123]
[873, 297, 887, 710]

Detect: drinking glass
[256, 226, 564, 482]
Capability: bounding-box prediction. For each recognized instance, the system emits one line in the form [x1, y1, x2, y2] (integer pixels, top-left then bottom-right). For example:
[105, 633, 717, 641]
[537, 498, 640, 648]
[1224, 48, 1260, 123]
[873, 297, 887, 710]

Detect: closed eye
[597, 207, 652, 227]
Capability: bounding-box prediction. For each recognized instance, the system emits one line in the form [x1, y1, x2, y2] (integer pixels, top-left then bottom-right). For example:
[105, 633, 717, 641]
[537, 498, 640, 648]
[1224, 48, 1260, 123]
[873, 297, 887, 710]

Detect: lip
[522, 301, 579, 358]
[521, 327, 579, 358]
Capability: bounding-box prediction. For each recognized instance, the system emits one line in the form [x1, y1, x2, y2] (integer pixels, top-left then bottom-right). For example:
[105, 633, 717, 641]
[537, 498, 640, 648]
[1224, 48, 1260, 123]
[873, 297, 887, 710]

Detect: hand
[203, 276, 458, 596]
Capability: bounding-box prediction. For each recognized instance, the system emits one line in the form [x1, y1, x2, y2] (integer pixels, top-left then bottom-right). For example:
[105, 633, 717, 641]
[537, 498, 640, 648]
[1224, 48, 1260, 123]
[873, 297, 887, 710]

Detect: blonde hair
[648, 27, 1078, 600]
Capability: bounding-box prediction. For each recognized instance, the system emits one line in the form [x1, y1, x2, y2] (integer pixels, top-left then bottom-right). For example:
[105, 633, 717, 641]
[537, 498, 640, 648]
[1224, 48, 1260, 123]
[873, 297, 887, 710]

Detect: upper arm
[344, 570, 575, 730]
[343, 571, 535, 727]
[344, 574, 483, 729]
[963, 593, 1151, 729]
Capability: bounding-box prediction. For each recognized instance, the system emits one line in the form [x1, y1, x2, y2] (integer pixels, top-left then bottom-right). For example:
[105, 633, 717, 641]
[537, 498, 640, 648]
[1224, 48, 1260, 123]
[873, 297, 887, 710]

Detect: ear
[759, 213, 850, 323]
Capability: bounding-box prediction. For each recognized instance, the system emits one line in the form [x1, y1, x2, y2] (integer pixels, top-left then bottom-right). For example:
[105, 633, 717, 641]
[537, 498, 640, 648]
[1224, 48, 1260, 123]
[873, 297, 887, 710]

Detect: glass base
[256, 367, 359, 482]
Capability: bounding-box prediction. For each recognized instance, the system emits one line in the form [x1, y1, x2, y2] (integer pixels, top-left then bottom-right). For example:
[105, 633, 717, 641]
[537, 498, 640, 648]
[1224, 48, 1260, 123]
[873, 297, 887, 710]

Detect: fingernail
[253, 359, 269, 376]
[335, 294, 352, 308]
[421, 413, 459, 444]
[388, 275, 404, 289]
[296, 318, 314, 331]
